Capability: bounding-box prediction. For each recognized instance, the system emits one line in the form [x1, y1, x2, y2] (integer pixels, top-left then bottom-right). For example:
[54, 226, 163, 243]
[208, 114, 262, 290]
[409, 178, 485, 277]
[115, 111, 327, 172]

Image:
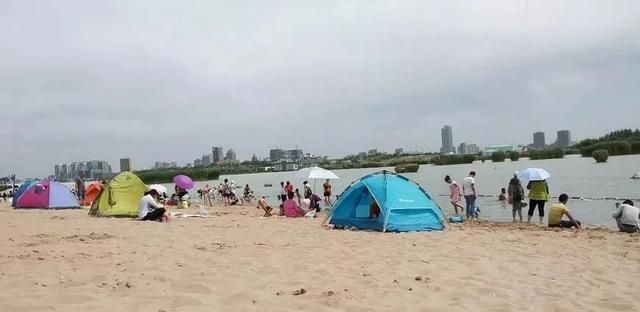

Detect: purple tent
[14, 180, 80, 209]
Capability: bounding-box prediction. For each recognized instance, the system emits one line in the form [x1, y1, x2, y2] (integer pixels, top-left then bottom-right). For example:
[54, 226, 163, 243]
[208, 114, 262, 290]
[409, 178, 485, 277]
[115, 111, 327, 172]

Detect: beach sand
[1, 201, 639, 312]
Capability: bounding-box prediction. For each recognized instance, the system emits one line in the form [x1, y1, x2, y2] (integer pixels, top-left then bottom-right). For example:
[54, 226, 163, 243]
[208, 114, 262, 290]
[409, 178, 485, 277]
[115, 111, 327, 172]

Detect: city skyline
[3, 1, 639, 177]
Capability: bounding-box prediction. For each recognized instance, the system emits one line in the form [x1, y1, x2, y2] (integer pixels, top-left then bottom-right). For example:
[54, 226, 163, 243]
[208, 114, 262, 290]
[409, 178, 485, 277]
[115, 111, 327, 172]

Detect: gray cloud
[2, 0, 639, 177]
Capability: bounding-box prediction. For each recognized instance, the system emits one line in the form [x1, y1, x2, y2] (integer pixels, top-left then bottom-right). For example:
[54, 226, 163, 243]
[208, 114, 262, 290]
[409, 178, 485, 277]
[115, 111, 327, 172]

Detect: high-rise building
[225, 149, 237, 161]
[269, 149, 284, 161]
[458, 142, 467, 154]
[251, 154, 259, 162]
[55, 160, 112, 181]
[440, 125, 455, 154]
[202, 154, 212, 166]
[556, 130, 571, 147]
[468, 144, 480, 154]
[287, 149, 303, 161]
[212, 146, 224, 164]
[533, 132, 546, 149]
[194, 158, 202, 167]
[120, 158, 132, 172]
[395, 148, 404, 155]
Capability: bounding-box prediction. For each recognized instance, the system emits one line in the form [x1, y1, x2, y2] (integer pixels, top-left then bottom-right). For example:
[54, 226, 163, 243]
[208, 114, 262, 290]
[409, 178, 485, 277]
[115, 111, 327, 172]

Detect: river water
[173, 155, 640, 228]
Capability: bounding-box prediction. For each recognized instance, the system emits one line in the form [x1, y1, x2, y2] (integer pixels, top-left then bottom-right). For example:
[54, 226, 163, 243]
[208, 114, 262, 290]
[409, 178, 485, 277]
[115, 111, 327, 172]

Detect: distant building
[120, 158, 132, 172]
[269, 148, 302, 162]
[368, 149, 378, 156]
[212, 146, 224, 164]
[440, 125, 455, 154]
[358, 152, 367, 159]
[154, 161, 178, 169]
[556, 130, 571, 147]
[484, 145, 515, 154]
[468, 144, 480, 154]
[194, 158, 202, 167]
[458, 143, 481, 155]
[395, 148, 404, 155]
[251, 154, 259, 162]
[225, 149, 237, 161]
[55, 160, 112, 181]
[533, 132, 546, 149]
[274, 161, 299, 171]
[201, 154, 212, 166]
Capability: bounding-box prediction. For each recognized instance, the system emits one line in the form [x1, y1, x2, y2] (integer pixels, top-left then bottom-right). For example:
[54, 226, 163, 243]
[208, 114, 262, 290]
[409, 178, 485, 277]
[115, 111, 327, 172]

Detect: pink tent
[14, 180, 80, 209]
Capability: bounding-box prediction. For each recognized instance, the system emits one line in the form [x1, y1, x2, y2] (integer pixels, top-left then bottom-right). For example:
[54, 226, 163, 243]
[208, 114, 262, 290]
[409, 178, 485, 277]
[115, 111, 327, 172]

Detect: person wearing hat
[138, 189, 168, 222]
[507, 171, 525, 222]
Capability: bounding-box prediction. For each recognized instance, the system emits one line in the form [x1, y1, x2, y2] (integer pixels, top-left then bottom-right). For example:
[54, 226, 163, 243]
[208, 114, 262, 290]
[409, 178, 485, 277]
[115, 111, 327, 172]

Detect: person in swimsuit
[323, 179, 332, 204]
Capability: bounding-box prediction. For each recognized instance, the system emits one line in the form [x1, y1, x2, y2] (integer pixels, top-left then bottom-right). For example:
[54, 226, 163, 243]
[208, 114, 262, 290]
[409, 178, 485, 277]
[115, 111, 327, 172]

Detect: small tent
[14, 180, 80, 209]
[81, 182, 103, 206]
[328, 171, 445, 232]
[89, 172, 145, 217]
[11, 179, 39, 207]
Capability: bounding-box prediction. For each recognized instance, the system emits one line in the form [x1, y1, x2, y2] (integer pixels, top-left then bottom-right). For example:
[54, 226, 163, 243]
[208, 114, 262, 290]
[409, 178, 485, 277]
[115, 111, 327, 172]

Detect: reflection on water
[167, 155, 640, 228]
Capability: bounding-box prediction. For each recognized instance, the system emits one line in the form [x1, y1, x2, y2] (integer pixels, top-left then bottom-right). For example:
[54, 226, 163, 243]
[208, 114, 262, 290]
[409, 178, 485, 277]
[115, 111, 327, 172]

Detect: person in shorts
[323, 179, 332, 204]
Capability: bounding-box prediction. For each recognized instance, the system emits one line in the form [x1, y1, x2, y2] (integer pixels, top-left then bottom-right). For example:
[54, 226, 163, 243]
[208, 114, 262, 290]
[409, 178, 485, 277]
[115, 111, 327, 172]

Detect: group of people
[445, 170, 640, 233]
[196, 179, 250, 207]
[255, 180, 330, 218]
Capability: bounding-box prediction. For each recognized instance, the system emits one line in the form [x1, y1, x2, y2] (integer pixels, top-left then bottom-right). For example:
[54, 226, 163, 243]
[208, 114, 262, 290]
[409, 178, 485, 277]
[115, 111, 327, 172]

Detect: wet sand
[1, 201, 639, 311]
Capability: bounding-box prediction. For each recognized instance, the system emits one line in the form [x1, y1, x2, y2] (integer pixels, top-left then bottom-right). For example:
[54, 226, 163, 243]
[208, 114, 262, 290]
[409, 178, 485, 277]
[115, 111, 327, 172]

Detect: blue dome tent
[328, 171, 445, 232]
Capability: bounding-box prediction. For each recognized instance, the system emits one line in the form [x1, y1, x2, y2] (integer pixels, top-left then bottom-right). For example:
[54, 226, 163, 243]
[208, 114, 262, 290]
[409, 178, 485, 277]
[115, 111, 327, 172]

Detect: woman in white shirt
[138, 189, 167, 222]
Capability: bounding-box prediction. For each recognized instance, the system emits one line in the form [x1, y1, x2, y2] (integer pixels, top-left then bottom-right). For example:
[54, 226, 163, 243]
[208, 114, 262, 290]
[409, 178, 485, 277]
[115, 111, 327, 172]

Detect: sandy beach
[1, 201, 639, 312]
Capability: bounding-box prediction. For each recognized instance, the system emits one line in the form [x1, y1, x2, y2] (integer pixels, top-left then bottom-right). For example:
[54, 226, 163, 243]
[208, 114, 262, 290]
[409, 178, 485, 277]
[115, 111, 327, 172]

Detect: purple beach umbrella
[173, 175, 194, 190]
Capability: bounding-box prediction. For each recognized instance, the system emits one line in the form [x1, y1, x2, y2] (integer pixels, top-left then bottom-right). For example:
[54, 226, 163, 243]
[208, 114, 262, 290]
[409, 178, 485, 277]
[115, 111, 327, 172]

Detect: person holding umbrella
[517, 168, 551, 224]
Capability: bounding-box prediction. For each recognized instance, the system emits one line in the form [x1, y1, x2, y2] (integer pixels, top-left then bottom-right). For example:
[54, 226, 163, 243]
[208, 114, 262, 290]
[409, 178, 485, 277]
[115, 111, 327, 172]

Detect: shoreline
[1, 201, 639, 311]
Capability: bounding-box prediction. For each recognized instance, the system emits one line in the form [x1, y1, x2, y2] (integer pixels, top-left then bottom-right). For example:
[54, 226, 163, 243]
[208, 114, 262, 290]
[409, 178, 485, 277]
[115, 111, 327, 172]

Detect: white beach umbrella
[518, 168, 551, 184]
[295, 166, 340, 194]
[296, 166, 340, 180]
[148, 184, 168, 196]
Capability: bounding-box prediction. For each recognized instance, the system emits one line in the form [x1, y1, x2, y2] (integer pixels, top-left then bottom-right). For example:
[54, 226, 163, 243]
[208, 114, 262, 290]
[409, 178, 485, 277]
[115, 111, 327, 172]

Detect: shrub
[491, 151, 506, 162]
[395, 163, 419, 173]
[431, 155, 476, 166]
[529, 148, 565, 160]
[509, 151, 520, 161]
[580, 141, 632, 157]
[632, 141, 640, 154]
[592, 149, 609, 163]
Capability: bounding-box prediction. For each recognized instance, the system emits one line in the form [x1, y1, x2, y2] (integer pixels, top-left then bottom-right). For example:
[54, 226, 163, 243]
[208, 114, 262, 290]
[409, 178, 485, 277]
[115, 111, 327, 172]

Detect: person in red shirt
[285, 181, 294, 194]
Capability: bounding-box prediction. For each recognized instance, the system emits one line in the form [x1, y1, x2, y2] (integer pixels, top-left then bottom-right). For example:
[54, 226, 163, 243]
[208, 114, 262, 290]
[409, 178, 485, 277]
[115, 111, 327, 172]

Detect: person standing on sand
[444, 175, 464, 215]
[527, 179, 549, 224]
[612, 200, 640, 233]
[548, 194, 580, 229]
[279, 181, 286, 204]
[462, 171, 477, 220]
[303, 181, 312, 199]
[323, 179, 332, 204]
[75, 172, 85, 202]
[507, 172, 525, 223]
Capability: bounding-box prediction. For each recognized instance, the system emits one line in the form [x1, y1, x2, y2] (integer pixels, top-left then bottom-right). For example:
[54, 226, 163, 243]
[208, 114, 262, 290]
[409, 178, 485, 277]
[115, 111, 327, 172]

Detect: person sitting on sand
[612, 200, 640, 233]
[256, 196, 273, 217]
[138, 189, 168, 222]
[548, 194, 581, 229]
[498, 188, 507, 201]
[370, 200, 381, 219]
[283, 192, 305, 218]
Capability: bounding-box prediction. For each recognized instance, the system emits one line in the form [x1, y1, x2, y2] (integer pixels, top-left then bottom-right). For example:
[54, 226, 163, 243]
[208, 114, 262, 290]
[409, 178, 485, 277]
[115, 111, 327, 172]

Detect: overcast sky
[2, 1, 639, 177]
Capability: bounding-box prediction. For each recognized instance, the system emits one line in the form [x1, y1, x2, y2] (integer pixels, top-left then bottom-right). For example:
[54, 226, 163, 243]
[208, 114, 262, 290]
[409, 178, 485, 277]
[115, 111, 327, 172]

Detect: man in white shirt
[462, 171, 477, 220]
[138, 189, 167, 222]
[612, 200, 640, 233]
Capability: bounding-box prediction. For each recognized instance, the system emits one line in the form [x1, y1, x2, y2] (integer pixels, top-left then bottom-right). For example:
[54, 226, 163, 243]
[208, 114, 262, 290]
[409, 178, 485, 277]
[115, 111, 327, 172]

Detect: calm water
[172, 155, 640, 228]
